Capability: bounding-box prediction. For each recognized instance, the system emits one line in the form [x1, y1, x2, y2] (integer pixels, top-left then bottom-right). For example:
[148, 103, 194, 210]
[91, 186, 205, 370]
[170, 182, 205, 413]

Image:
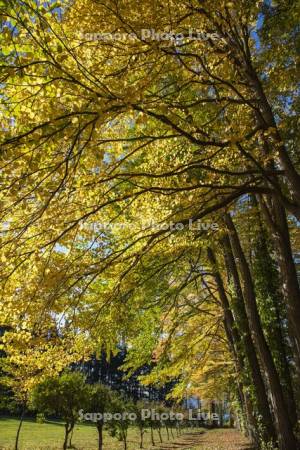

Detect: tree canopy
[0, 1, 300, 449]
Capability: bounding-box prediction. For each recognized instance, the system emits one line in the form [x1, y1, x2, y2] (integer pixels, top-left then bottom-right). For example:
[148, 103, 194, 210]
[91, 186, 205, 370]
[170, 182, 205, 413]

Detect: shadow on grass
[152, 431, 205, 449]
[0, 416, 96, 429]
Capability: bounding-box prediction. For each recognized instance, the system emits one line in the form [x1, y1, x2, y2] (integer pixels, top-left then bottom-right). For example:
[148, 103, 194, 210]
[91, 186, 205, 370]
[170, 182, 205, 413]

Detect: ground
[0, 418, 254, 450]
[162, 429, 255, 450]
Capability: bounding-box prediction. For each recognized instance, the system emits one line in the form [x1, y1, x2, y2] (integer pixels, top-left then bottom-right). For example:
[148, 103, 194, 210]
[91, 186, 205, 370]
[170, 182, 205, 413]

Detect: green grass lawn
[0, 417, 202, 450]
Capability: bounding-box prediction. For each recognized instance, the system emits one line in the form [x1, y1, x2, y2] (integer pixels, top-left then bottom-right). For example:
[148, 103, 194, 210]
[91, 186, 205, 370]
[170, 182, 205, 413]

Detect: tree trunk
[15, 406, 25, 450]
[165, 425, 169, 440]
[209, 244, 275, 445]
[150, 425, 155, 445]
[260, 196, 300, 374]
[219, 402, 224, 428]
[122, 430, 127, 450]
[224, 213, 298, 450]
[245, 60, 300, 211]
[68, 427, 74, 448]
[97, 421, 103, 450]
[139, 428, 144, 448]
[210, 401, 219, 428]
[170, 426, 174, 438]
[63, 422, 74, 450]
[157, 427, 163, 443]
[222, 233, 278, 443]
[208, 246, 255, 438]
[63, 424, 70, 450]
[251, 215, 298, 425]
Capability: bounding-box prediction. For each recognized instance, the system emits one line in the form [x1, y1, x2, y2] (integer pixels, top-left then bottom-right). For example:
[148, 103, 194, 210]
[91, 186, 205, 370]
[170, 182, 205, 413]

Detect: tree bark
[157, 427, 163, 443]
[150, 425, 155, 445]
[245, 60, 300, 209]
[96, 421, 103, 450]
[260, 196, 300, 373]
[170, 426, 174, 438]
[224, 213, 298, 450]
[250, 214, 298, 425]
[165, 425, 170, 440]
[221, 234, 277, 444]
[15, 406, 25, 450]
[207, 246, 260, 443]
[63, 424, 69, 450]
[63, 422, 74, 450]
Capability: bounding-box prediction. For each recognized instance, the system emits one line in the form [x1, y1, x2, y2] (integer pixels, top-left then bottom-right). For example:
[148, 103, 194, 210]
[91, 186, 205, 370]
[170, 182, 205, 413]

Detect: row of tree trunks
[207, 246, 268, 446]
[259, 197, 300, 371]
[222, 213, 298, 450]
[250, 209, 298, 425]
[220, 235, 277, 444]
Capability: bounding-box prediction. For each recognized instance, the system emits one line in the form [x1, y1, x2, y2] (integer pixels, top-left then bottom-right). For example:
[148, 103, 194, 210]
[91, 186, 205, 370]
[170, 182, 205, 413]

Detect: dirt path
[153, 428, 255, 450]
